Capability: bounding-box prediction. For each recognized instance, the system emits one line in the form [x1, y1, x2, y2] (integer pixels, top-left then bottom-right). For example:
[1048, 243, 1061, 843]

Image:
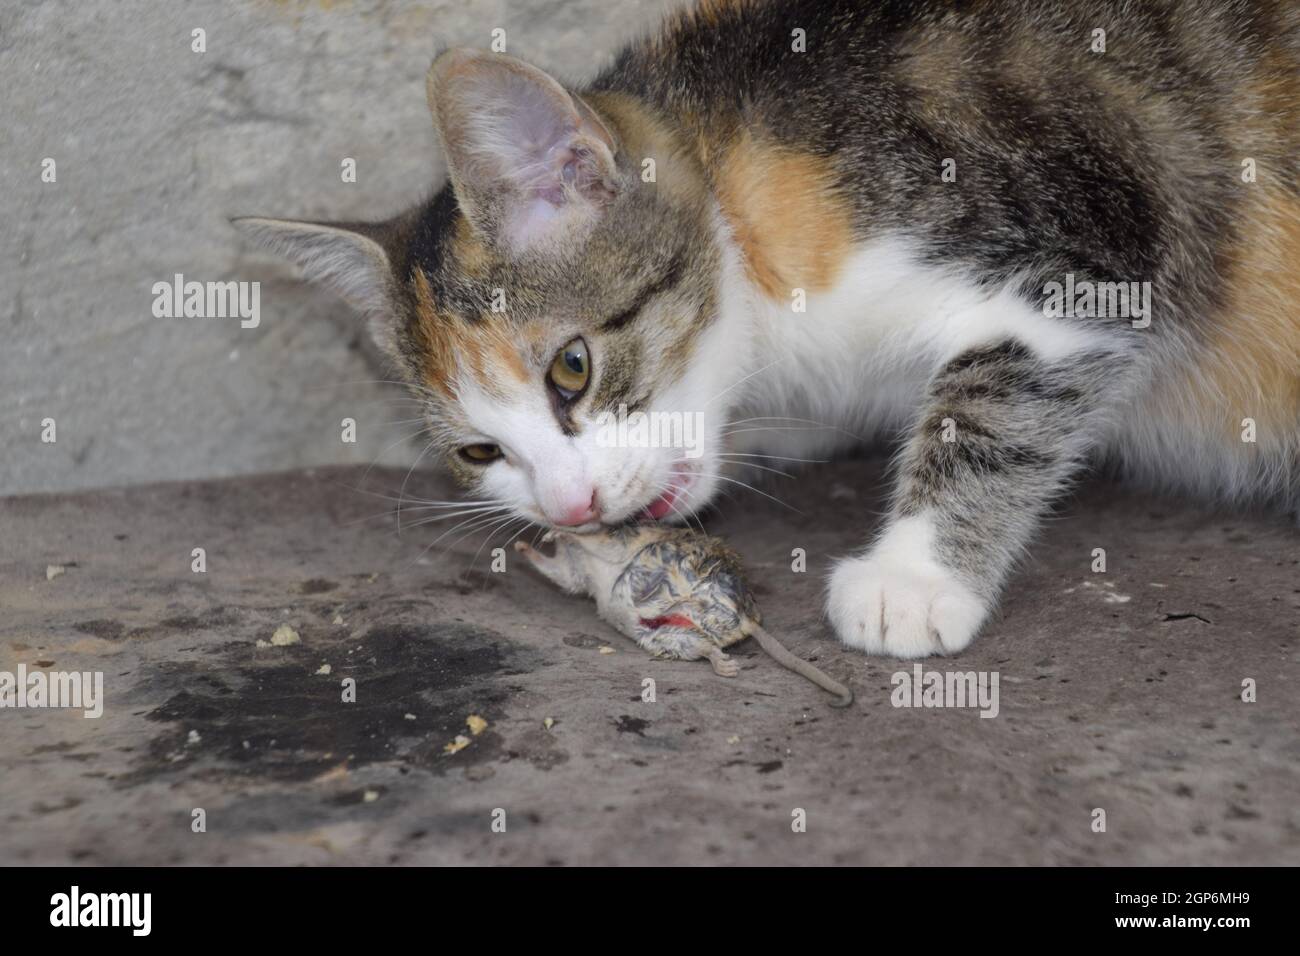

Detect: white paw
[827, 518, 989, 658]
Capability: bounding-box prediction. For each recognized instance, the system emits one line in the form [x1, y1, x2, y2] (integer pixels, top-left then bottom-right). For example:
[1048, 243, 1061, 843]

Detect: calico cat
[236, 0, 1299, 658]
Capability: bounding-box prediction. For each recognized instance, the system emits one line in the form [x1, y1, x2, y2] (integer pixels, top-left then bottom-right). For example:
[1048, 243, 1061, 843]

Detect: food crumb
[332, 614, 344, 625]
[443, 735, 471, 755]
[363, 790, 379, 803]
[404, 713, 417, 721]
[466, 714, 488, 736]
[726, 735, 741, 745]
[271, 624, 301, 646]
[543, 717, 555, 731]
[187, 730, 201, 746]
[315, 663, 331, 675]
[598, 645, 616, 655]
[46, 565, 65, 581]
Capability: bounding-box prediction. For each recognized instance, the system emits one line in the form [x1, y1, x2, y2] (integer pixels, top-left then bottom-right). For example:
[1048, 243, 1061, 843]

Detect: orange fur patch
[412, 270, 530, 399]
[1187, 49, 1300, 440]
[1199, 188, 1300, 438]
[1251, 47, 1300, 159]
[714, 132, 854, 301]
[451, 214, 493, 277]
[688, 0, 750, 26]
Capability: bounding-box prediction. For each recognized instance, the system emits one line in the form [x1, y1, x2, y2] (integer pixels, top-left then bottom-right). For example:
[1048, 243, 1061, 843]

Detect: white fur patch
[721, 233, 1111, 460]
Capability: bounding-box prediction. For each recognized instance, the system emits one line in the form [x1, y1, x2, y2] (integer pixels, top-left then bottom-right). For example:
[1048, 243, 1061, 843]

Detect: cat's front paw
[827, 519, 989, 658]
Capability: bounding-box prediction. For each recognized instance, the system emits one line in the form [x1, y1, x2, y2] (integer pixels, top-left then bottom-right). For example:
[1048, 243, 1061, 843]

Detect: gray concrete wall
[2, 0, 672, 495]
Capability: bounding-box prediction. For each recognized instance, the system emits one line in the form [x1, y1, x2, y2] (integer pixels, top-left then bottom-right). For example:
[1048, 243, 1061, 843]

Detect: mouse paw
[708, 648, 740, 677]
[828, 518, 989, 658]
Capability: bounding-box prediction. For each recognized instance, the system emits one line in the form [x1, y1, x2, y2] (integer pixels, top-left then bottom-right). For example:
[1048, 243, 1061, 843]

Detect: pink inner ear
[501, 88, 611, 205]
[470, 73, 585, 201]
[495, 116, 616, 248]
[436, 52, 618, 250]
[506, 197, 567, 248]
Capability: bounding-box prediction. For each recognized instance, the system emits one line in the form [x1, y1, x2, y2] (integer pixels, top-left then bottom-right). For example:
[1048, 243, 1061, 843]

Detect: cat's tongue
[641, 487, 679, 521]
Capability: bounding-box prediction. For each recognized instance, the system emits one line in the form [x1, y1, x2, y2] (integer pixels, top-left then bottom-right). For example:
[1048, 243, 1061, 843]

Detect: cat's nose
[547, 488, 600, 527]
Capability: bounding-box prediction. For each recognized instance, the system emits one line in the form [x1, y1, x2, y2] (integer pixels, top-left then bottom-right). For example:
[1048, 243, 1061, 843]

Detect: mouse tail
[747, 625, 854, 707]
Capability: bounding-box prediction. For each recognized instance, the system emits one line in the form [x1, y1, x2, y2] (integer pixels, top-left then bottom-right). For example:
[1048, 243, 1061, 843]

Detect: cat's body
[239, 0, 1299, 658]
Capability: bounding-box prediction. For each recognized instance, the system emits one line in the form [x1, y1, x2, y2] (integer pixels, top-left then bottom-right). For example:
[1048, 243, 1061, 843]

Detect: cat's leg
[829, 339, 1127, 657]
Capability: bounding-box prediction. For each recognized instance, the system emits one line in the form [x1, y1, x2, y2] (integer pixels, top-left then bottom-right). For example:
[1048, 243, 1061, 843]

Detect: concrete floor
[1, 460, 1297, 865]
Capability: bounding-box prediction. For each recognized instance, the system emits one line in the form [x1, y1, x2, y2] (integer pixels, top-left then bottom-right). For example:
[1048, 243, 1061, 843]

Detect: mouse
[514, 525, 854, 707]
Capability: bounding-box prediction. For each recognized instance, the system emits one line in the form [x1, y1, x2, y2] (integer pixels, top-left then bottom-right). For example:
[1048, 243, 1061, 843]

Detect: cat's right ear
[426, 48, 621, 256]
[230, 216, 402, 357]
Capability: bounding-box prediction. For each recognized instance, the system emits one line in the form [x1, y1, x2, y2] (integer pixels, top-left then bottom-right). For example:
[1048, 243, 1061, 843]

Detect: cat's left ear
[427, 48, 621, 256]
[230, 216, 403, 359]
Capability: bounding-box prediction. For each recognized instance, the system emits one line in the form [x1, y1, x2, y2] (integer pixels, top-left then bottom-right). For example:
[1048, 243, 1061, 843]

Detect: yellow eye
[549, 338, 590, 397]
[459, 443, 501, 463]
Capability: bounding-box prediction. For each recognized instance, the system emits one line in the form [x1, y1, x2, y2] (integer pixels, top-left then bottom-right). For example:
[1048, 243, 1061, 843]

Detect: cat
[236, 0, 1299, 659]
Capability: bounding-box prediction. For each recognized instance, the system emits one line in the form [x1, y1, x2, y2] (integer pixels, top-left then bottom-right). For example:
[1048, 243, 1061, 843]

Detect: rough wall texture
[2, 0, 670, 495]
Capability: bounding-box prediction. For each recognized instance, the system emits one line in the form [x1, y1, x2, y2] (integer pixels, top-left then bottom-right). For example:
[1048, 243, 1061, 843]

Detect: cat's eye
[459, 443, 502, 464]
[548, 337, 590, 399]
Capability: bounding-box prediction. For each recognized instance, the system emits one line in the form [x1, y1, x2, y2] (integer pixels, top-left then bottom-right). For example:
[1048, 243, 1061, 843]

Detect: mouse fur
[515, 525, 853, 706]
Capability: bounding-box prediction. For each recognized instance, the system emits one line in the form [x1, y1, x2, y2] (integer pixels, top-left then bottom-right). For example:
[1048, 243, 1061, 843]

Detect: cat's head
[236, 49, 743, 531]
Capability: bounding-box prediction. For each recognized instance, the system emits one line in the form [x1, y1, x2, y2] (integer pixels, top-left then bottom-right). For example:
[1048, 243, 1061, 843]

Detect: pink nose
[548, 488, 599, 527]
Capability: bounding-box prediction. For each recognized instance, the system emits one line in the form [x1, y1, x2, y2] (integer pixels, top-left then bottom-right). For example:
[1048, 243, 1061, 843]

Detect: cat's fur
[237, 0, 1299, 658]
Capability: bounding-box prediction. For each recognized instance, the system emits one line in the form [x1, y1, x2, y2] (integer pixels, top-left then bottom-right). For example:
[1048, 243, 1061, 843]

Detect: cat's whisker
[714, 451, 829, 464]
[453, 512, 528, 563]
[301, 377, 443, 400]
[718, 423, 830, 434]
[395, 499, 510, 512]
[343, 502, 504, 529]
[663, 493, 707, 533]
[466, 514, 533, 573]
[703, 357, 783, 408]
[719, 415, 869, 444]
[347, 421, 437, 490]
[504, 518, 538, 550]
[396, 437, 443, 534]
[684, 471, 805, 515]
[668, 454, 794, 480]
[397, 504, 516, 531]
[717, 425, 836, 440]
[410, 508, 518, 565]
[717, 460, 795, 479]
[649, 469, 707, 532]
[725, 415, 838, 427]
[344, 484, 510, 508]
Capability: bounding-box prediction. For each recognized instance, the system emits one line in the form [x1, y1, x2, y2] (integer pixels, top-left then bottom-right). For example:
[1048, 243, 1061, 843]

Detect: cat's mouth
[638, 467, 695, 522]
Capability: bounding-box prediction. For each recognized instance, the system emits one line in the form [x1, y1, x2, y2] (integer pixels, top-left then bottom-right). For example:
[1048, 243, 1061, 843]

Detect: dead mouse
[515, 525, 853, 707]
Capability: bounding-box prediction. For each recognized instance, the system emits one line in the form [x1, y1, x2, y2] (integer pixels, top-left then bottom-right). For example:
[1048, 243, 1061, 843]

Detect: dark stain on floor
[120, 620, 542, 785]
[614, 715, 649, 736]
[73, 620, 128, 641]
